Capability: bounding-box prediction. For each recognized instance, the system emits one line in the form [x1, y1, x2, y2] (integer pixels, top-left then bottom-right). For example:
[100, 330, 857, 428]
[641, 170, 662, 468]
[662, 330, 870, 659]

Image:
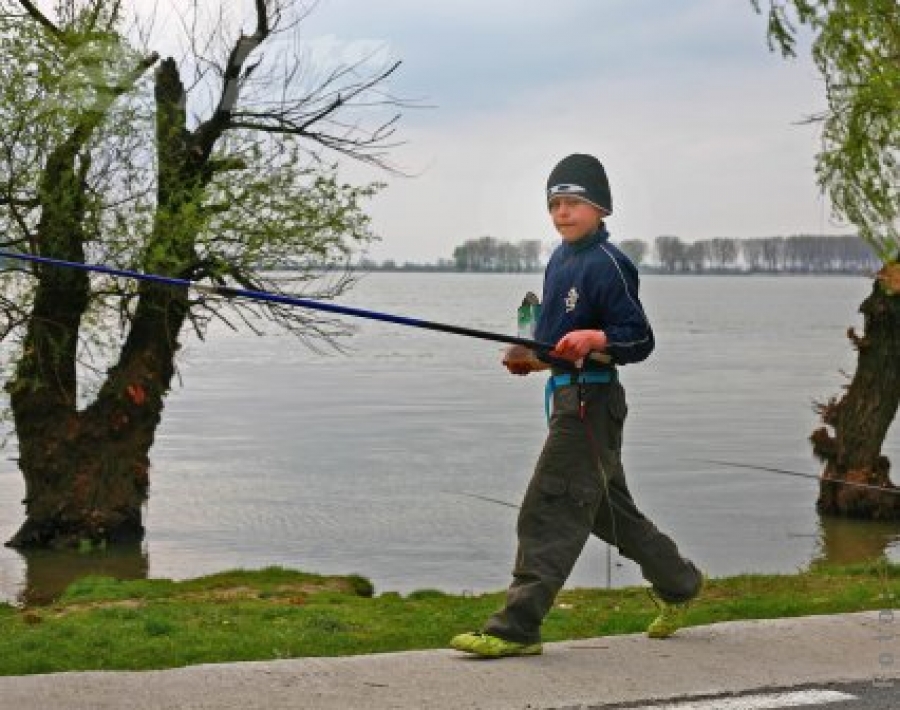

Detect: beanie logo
[548, 183, 587, 198]
[565, 287, 579, 313]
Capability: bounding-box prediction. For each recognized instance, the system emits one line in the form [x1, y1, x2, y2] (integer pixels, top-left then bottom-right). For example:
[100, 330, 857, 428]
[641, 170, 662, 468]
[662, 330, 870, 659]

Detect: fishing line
[441, 490, 519, 510]
[443, 488, 620, 588]
[696, 459, 900, 495]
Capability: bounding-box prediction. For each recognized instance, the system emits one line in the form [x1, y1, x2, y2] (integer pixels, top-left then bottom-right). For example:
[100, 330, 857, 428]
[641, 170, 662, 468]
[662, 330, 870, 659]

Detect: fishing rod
[698, 459, 900, 495]
[0, 250, 560, 355]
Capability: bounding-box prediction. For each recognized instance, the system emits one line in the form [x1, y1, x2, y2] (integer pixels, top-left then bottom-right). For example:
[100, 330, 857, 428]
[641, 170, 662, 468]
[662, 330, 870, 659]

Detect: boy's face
[549, 196, 604, 242]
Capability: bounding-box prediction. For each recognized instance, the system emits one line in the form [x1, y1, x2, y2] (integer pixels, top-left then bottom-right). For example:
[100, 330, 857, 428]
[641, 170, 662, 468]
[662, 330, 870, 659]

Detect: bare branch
[227, 60, 406, 169]
[194, 0, 274, 157]
[84, 0, 103, 34]
[0, 179, 39, 246]
[16, 0, 65, 42]
[0, 195, 39, 208]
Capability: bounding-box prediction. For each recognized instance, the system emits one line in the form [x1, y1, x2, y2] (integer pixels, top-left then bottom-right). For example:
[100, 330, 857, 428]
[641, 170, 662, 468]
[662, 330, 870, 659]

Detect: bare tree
[0, 0, 407, 547]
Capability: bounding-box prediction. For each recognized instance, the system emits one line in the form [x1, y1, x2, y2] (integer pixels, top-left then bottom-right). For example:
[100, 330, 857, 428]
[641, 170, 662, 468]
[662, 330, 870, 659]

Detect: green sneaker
[450, 632, 542, 658]
[646, 577, 705, 639]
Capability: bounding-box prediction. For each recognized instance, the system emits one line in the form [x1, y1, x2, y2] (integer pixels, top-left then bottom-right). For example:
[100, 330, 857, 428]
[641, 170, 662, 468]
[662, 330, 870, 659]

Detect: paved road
[0, 612, 897, 709]
[605, 682, 897, 710]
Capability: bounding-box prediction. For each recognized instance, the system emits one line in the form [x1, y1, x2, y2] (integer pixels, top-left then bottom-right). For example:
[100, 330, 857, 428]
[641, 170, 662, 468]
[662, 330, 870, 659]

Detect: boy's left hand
[551, 329, 608, 362]
[502, 345, 541, 375]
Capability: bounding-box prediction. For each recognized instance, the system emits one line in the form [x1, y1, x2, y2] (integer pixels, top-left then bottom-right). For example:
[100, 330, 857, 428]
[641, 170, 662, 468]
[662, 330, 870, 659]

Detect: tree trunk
[812, 264, 900, 519]
[6, 58, 198, 549]
[5, 128, 94, 546]
[6, 288, 188, 549]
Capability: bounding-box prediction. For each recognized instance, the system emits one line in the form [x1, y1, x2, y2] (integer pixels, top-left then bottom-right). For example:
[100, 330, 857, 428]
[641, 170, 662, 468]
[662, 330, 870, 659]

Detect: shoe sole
[646, 628, 678, 639]
[451, 641, 543, 658]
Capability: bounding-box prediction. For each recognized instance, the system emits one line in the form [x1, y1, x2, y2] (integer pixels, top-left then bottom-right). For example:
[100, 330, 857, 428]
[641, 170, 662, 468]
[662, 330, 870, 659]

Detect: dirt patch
[30, 598, 147, 620]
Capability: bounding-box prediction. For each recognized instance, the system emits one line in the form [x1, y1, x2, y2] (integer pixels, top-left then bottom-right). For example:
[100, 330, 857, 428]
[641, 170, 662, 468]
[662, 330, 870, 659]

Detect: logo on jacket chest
[564, 287, 579, 313]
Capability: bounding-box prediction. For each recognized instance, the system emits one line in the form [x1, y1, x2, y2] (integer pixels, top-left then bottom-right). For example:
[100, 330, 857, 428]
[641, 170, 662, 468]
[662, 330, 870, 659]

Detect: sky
[143, 0, 849, 264]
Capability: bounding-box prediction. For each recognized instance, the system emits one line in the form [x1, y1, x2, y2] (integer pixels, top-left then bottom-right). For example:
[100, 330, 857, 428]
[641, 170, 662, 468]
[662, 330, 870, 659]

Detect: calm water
[1, 273, 899, 604]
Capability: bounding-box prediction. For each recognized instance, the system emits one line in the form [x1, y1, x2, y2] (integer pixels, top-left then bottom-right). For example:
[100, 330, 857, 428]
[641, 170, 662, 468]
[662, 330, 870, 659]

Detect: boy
[451, 153, 703, 658]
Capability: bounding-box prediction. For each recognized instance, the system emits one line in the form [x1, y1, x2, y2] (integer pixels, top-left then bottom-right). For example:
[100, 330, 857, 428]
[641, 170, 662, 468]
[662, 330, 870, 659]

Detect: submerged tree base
[811, 274, 900, 520]
[816, 464, 900, 520]
[6, 516, 144, 551]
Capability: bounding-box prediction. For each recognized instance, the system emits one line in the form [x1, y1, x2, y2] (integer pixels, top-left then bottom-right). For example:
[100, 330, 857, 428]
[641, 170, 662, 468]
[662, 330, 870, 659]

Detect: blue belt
[544, 370, 615, 423]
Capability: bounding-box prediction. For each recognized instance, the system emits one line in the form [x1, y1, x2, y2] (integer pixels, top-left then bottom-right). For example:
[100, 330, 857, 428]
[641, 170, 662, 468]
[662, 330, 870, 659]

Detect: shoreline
[0, 561, 897, 676]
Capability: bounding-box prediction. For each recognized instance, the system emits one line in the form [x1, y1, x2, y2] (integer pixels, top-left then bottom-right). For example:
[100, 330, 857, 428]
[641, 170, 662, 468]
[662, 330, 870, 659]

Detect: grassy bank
[0, 562, 897, 676]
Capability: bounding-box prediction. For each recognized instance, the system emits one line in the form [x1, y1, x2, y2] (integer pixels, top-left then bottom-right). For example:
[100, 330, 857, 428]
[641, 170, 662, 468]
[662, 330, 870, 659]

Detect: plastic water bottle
[517, 292, 541, 340]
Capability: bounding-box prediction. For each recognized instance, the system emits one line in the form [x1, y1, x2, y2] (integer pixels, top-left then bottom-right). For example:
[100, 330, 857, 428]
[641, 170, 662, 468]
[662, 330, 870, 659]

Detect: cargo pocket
[536, 475, 568, 497]
[537, 476, 600, 509]
[568, 482, 601, 509]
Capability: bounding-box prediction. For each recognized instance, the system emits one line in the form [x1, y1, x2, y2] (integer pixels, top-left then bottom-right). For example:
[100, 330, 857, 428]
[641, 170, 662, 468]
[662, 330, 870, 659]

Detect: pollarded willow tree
[0, 0, 405, 547]
[753, 0, 900, 518]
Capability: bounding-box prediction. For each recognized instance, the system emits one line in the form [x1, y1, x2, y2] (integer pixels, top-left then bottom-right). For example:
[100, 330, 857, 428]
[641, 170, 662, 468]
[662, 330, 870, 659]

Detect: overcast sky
[146, 1, 847, 264]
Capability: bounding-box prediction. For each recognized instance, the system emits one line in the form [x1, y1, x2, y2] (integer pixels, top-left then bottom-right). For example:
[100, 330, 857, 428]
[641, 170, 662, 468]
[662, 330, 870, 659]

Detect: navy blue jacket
[534, 227, 654, 367]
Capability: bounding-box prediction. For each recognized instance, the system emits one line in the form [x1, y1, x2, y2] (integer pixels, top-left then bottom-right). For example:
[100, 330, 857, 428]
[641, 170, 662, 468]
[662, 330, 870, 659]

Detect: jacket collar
[561, 225, 608, 254]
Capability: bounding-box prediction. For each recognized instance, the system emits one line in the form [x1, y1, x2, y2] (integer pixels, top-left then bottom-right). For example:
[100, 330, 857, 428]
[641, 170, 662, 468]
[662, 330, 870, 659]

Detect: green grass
[0, 562, 896, 676]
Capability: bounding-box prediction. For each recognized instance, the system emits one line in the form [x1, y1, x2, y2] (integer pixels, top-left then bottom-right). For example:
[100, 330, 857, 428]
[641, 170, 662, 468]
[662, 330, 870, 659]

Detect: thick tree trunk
[6, 218, 189, 548]
[6, 58, 199, 549]
[7, 290, 188, 548]
[811, 264, 900, 519]
[6, 131, 94, 547]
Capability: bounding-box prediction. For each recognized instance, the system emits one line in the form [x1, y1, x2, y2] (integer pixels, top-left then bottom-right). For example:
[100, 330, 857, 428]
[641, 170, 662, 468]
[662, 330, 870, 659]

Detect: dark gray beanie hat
[546, 153, 612, 215]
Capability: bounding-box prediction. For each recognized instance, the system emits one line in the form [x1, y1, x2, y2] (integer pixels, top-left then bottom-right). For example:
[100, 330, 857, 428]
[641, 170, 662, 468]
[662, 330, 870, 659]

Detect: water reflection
[13, 543, 148, 606]
[812, 515, 900, 567]
[2, 518, 899, 605]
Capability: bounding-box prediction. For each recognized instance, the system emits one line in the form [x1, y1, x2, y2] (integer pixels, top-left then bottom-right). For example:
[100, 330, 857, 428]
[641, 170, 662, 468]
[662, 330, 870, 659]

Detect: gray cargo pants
[483, 379, 702, 644]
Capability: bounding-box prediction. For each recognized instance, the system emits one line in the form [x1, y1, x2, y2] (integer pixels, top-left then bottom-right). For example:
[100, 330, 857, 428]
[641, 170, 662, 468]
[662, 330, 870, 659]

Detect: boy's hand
[502, 345, 540, 376]
[551, 329, 608, 363]
[506, 362, 535, 376]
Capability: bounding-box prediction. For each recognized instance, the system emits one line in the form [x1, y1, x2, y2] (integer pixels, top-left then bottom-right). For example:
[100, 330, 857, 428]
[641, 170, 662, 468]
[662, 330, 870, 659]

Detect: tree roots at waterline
[6, 512, 145, 551]
[812, 264, 900, 520]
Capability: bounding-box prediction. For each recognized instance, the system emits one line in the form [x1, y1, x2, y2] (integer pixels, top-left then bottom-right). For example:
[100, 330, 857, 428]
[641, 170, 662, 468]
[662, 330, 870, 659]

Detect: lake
[1, 272, 898, 604]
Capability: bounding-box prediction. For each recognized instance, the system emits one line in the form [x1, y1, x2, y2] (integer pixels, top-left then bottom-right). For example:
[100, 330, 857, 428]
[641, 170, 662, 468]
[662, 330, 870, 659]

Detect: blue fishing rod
[0, 249, 561, 356]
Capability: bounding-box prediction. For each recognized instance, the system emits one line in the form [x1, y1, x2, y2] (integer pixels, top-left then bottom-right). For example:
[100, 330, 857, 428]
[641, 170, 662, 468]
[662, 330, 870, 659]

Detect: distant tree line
[451, 236, 544, 272]
[356, 236, 543, 272]
[643, 234, 879, 274]
[357, 258, 456, 272]
[349, 233, 881, 274]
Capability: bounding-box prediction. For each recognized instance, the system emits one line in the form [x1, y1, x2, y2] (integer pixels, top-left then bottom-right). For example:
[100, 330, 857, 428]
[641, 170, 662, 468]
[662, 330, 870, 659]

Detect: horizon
[364, 230, 862, 266]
